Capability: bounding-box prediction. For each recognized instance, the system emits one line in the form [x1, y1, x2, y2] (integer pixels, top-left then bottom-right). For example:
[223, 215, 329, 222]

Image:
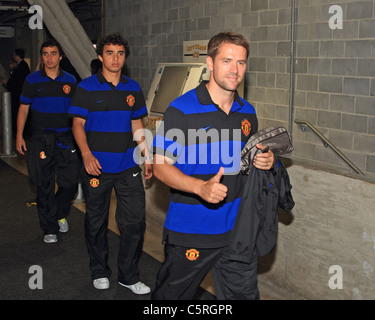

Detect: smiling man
[69, 33, 152, 293]
[16, 39, 80, 244]
[152, 32, 275, 300]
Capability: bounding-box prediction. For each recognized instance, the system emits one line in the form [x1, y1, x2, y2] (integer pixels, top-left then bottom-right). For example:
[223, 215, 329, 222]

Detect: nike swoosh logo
[202, 125, 213, 131]
[133, 172, 140, 177]
[96, 100, 104, 104]
[71, 149, 77, 153]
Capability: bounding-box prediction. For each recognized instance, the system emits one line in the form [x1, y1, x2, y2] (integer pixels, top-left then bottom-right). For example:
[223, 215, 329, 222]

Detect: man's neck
[44, 66, 60, 80]
[102, 69, 121, 87]
[206, 81, 235, 115]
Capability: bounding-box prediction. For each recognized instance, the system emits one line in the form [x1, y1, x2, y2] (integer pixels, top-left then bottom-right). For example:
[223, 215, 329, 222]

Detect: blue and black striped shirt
[153, 81, 258, 248]
[20, 68, 76, 133]
[69, 72, 148, 175]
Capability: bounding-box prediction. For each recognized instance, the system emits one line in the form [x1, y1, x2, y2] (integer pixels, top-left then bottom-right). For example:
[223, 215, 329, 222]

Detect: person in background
[69, 33, 152, 294]
[16, 39, 81, 244]
[90, 58, 102, 75]
[2, 49, 30, 135]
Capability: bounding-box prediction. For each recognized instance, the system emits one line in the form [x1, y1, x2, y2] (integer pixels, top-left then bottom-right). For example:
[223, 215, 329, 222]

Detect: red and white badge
[63, 85, 71, 94]
[90, 178, 100, 188]
[241, 119, 251, 136]
[127, 95, 135, 107]
[186, 249, 200, 261]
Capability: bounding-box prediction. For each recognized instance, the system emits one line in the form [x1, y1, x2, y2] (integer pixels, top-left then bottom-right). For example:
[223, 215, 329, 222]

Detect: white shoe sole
[93, 278, 110, 290]
[118, 281, 151, 295]
[43, 236, 58, 243]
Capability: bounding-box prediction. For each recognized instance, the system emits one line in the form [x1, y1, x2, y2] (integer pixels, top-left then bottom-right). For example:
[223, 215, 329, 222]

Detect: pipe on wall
[1, 92, 16, 157]
[288, 0, 296, 140]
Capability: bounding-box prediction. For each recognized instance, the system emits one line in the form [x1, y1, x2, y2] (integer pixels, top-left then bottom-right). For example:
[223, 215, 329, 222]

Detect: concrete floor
[0, 126, 294, 300]
[0, 152, 295, 300]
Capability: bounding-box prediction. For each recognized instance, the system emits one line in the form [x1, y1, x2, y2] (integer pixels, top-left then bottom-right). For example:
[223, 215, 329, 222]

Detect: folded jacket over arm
[227, 127, 295, 263]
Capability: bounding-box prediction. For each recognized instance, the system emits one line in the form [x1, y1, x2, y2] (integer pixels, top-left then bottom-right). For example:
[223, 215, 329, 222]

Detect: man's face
[99, 44, 126, 74]
[13, 52, 20, 63]
[207, 42, 247, 92]
[41, 46, 62, 70]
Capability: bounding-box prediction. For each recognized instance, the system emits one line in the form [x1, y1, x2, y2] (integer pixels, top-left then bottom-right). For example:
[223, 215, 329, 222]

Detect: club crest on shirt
[90, 178, 100, 188]
[241, 119, 251, 136]
[127, 95, 135, 107]
[63, 85, 71, 95]
[186, 249, 200, 261]
[40, 151, 46, 159]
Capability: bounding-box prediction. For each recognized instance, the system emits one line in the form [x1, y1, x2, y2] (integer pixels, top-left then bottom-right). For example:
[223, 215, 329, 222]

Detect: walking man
[69, 33, 152, 293]
[152, 32, 275, 300]
[16, 39, 81, 243]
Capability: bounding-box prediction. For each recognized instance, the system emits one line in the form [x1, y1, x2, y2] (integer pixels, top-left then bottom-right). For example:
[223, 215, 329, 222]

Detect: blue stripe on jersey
[175, 140, 243, 175]
[26, 70, 75, 85]
[44, 127, 71, 133]
[85, 111, 132, 133]
[80, 75, 141, 93]
[171, 92, 217, 115]
[154, 136, 246, 175]
[119, 76, 142, 91]
[132, 106, 148, 119]
[68, 105, 88, 118]
[20, 94, 32, 105]
[154, 134, 184, 157]
[170, 89, 256, 115]
[77, 77, 109, 92]
[25, 72, 46, 84]
[92, 148, 137, 174]
[164, 197, 241, 235]
[29, 96, 71, 113]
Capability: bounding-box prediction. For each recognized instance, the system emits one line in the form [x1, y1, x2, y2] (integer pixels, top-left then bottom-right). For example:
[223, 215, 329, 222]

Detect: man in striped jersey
[69, 33, 152, 293]
[152, 32, 275, 300]
[16, 39, 80, 244]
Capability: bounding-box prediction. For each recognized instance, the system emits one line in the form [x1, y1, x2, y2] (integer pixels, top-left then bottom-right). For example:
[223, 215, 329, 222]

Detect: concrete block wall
[260, 162, 375, 300]
[291, 0, 375, 179]
[105, 0, 375, 180]
[105, 0, 375, 299]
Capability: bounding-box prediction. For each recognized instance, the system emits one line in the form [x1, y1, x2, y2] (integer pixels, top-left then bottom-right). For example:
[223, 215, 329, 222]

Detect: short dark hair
[96, 33, 130, 58]
[14, 49, 25, 59]
[90, 58, 102, 75]
[40, 39, 63, 56]
[208, 32, 250, 61]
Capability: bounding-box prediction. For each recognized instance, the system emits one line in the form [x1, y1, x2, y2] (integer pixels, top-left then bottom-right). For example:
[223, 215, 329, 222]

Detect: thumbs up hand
[197, 167, 228, 204]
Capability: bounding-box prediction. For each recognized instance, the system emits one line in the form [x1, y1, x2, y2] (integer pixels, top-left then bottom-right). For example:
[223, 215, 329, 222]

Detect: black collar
[196, 81, 244, 108]
[40, 68, 64, 79]
[96, 70, 128, 86]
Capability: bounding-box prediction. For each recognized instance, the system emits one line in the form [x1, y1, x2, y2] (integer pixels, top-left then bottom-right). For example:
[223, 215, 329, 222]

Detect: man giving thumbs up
[152, 32, 274, 300]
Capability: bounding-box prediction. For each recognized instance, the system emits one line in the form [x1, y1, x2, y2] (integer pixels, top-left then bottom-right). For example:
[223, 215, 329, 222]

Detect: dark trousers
[151, 243, 259, 300]
[82, 170, 146, 284]
[28, 132, 80, 235]
[37, 170, 78, 235]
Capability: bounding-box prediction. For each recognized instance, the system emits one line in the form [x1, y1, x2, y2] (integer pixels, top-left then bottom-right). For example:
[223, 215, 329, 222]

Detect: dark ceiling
[0, 0, 101, 26]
